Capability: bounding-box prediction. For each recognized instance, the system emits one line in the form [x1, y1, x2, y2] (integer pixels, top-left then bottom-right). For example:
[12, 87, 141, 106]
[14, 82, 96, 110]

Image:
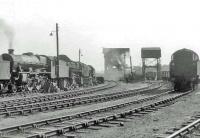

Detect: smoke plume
[0, 18, 14, 49]
[103, 48, 130, 70]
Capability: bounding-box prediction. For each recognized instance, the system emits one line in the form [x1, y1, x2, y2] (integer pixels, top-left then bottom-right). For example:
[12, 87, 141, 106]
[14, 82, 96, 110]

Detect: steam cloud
[103, 48, 130, 81]
[0, 18, 14, 49]
[104, 48, 130, 70]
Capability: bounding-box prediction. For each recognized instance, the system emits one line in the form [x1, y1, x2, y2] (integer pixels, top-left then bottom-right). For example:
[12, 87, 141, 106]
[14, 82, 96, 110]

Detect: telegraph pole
[56, 23, 59, 87]
[130, 56, 133, 78]
[79, 49, 81, 64]
[124, 53, 126, 80]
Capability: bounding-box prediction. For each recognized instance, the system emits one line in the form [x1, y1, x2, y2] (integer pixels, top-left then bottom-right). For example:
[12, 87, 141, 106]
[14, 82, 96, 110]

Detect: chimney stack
[8, 41, 14, 54]
[8, 49, 14, 54]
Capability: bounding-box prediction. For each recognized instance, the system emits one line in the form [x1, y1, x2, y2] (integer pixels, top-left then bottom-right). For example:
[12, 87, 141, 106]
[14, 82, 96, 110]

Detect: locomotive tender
[170, 48, 200, 91]
[0, 49, 95, 93]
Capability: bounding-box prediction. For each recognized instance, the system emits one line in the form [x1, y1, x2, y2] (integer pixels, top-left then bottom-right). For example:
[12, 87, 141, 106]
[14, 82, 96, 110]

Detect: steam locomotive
[170, 48, 200, 91]
[0, 49, 96, 93]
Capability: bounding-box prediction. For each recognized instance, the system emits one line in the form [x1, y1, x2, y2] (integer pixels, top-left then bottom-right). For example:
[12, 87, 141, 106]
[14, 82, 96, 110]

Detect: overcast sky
[0, 0, 200, 72]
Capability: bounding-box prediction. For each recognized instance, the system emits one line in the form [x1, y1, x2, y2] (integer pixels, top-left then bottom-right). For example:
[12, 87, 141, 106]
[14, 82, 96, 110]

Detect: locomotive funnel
[8, 41, 14, 54]
[8, 49, 14, 54]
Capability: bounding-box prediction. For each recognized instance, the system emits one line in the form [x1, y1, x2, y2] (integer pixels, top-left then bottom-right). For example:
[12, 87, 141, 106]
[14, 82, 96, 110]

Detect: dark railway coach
[170, 48, 200, 91]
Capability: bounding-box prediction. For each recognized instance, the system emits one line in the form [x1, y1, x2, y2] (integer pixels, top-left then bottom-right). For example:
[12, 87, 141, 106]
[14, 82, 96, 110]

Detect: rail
[0, 81, 117, 107]
[0, 83, 162, 117]
[166, 118, 200, 138]
[0, 90, 191, 138]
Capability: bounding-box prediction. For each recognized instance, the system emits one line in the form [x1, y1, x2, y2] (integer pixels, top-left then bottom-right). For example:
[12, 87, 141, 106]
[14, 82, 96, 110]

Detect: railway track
[0, 81, 117, 107]
[0, 90, 39, 98]
[0, 90, 191, 138]
[158, 112, 200, 138]
[0, 81, 115, 98]
[0, 83, 161, 117]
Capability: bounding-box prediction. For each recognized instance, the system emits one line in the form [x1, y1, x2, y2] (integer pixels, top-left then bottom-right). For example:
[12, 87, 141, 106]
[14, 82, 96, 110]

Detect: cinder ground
[0, 83, 108, 102]
[0, 82, 149, 102]
[0, 82, 150, 129]
[71, 85, 200, 138]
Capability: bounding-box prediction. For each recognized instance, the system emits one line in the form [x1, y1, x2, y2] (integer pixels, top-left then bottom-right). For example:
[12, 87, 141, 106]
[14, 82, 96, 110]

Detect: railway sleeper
[0, 84, 149, 109]
[37, 133, 48, 138]
[6, 112, 11, 116]
[170, 127, 180, 131]
[138, 111, 150, 114]
[97, 123, 112, 128]
[144, 109, 155, 112]
[179, 131, 189, 137]
[56, 128, 65, 135]
[181, 123, 190, 127]
[45, 119, 59, 125]
[165, 130, 175, 135]
[194, 115, 200, 118]
[32, 124, 38, 128]
[1, 87, 173, 136]
[17, 126, 26, 132]
[69, 126, 77, 131]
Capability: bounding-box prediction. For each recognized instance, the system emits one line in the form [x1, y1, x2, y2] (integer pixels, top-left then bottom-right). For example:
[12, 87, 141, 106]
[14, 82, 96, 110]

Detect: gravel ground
[8, 89, 173, 138]
[0, 82, 148, 103]
[0, 83, 112, 102]
[0, 82, 150, 129]
[69, 85, 200, 138]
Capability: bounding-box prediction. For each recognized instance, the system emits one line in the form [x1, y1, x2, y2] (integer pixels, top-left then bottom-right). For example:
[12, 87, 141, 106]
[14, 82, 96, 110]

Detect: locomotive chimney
[8, 41, 14, 54]
[8, 49, 14, 54]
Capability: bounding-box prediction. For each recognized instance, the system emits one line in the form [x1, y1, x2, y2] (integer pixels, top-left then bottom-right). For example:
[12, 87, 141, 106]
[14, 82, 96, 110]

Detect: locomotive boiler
[170, 48, 200, 91]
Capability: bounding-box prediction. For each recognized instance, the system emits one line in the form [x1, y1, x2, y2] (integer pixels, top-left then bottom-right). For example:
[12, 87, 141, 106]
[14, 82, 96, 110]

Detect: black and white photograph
[0, 0, 200, 137]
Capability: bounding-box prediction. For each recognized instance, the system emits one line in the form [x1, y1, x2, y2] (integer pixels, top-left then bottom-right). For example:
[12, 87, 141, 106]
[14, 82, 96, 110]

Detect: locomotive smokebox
[8, 49, 14, 54]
